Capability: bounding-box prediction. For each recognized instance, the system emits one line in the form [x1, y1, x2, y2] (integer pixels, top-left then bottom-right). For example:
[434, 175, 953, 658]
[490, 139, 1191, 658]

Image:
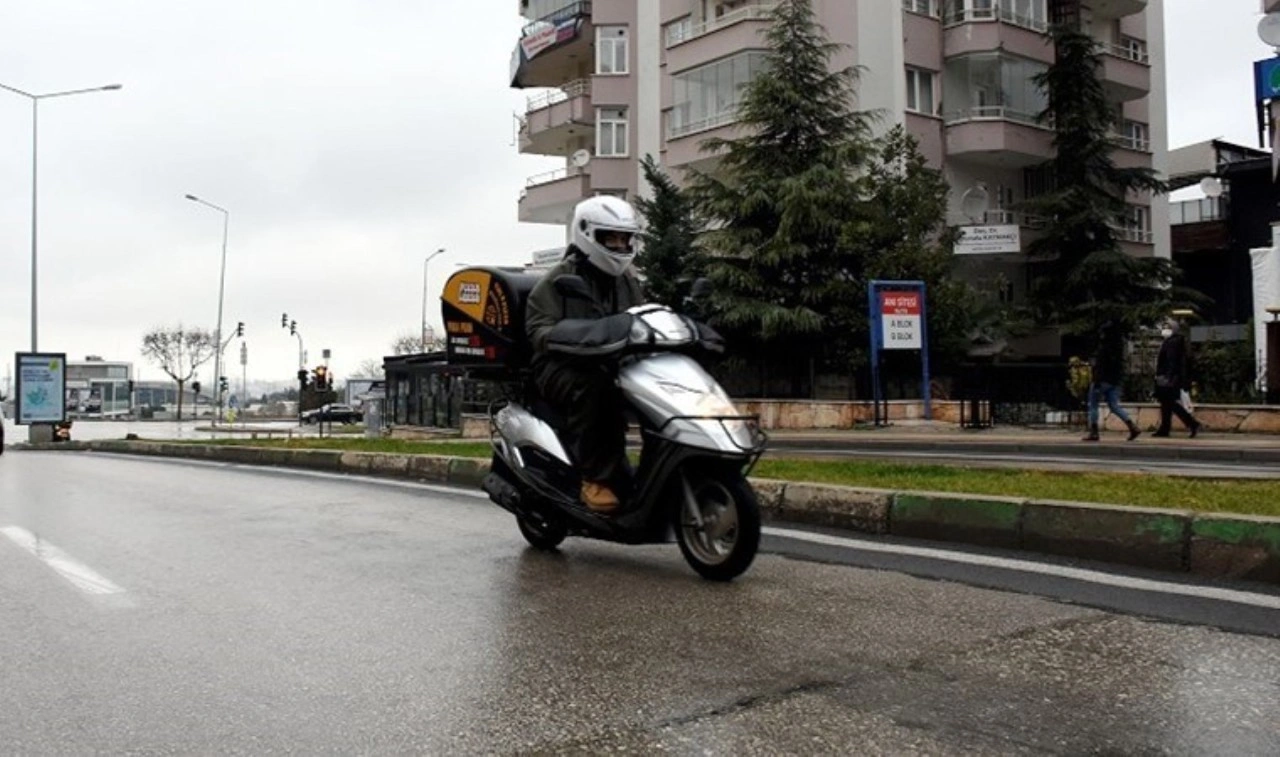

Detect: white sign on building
[955, 224, 1022, 255]
[530, 248, 564, 270]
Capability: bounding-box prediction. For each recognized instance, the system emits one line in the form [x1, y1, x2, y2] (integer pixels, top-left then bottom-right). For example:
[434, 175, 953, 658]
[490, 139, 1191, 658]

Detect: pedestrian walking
[1152, 319, 1201, 438]
[1082, 319, 1140, 442]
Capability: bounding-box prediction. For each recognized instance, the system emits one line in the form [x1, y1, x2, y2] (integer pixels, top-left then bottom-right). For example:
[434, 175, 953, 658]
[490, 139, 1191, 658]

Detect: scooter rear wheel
[517, 512, 567, 551]
[675, 472, 760, 581]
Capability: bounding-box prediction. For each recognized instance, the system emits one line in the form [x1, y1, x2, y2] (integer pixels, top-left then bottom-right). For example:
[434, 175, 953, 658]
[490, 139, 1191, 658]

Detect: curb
[25, 441, 1280, 586]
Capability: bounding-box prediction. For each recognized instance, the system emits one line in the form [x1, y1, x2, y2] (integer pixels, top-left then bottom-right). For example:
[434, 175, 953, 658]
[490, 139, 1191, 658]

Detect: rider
[525, 196, 646, 512]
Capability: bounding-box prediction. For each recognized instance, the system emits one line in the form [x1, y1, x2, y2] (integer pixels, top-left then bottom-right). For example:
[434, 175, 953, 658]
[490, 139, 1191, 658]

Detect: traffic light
[236, 321, 244, 337]
[297, 368, 308, 385]
[313, 365, 328, 390]
[290, 320, 297, 336]
[192, 380, 201, 395]
[219, 376, 228, 394]
[281, 313, 288, 328]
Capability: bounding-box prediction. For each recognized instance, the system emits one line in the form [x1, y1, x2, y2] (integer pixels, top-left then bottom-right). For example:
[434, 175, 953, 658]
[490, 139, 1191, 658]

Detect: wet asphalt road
[2, 452, 1279, 755]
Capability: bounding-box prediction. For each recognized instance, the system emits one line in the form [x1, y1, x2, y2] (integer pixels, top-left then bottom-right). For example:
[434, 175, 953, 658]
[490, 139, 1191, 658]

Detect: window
[669, 51, 769, 137]
[1004, 0, 1047, 31]
[905, 68, 936, 115]
[597, 108, 629, 156]
[597, 26, 629, 74]
[664, 16, 693, 47]
[1115, 205, 1152, 243]
[902, 0, 938, 16]
[944, 0, 995, 24]
[942, 53, 1048, 122]
[1118, 120, 1150, 151]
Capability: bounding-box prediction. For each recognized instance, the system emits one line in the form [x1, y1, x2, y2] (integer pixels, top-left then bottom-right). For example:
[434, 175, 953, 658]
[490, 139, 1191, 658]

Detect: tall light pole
[0, 81, 122, 352]
[422, 248, 445, 351]
[185, 193, 230, 423]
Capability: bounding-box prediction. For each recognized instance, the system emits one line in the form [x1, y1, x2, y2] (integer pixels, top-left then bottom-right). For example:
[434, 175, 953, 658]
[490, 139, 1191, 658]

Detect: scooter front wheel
[517, 511, 567, 551]
[675, 471, 760, 581]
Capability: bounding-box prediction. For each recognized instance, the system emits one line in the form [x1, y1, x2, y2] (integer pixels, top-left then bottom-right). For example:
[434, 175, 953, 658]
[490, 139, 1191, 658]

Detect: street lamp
[0, 81, 122, 352]
[186, 193, 230, 423]
[422, 248, 446, 351]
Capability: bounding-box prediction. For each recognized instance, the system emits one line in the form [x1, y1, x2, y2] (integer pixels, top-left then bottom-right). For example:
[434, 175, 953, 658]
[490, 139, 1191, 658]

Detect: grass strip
[149, 437, 1280, 518]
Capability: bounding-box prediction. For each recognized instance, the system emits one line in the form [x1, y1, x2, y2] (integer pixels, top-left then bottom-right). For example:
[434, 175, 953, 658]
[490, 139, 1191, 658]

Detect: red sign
[880, 291, 921, 315]
[879, 291, 922, 350]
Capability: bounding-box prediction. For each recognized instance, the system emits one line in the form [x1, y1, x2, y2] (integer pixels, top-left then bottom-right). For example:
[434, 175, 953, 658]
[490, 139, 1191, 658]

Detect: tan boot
[580, 481, 619, 513]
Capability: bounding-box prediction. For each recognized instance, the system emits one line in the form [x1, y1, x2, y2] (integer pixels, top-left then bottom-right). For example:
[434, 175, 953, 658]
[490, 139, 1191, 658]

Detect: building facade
[510, 0, 1167, 322]
[66, 357, 133, 418]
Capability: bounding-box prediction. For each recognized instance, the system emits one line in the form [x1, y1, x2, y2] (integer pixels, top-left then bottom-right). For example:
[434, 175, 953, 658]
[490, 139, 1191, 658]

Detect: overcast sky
[0, 1, 1275, 387]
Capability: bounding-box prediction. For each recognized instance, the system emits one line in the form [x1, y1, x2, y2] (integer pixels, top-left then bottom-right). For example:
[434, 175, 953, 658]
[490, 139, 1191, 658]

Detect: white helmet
[571, 196, 639, 277]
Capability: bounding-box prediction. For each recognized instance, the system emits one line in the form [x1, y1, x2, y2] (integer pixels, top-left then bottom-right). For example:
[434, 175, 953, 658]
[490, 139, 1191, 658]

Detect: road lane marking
[763, 526, 1280, 611]
[1, 526, 126, 596]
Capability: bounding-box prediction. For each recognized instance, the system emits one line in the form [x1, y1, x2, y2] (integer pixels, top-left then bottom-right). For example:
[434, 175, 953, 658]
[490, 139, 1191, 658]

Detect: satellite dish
[1259, 13, 1280, 47]
[1199, 176, 1224, 198]
[960, 184, 990, 221]
[571, 149, 592, 168]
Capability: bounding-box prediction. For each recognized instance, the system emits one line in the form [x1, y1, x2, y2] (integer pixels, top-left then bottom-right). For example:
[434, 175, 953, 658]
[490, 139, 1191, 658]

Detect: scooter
[480, 276, 768, 581]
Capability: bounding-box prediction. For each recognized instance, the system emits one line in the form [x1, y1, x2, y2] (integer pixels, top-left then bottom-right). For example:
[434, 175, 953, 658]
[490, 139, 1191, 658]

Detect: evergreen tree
[635, 154, 701, 309]
[850, 126, 976, 369]
[688, 0, 876, 388]
[1020, 24, 1178, 336]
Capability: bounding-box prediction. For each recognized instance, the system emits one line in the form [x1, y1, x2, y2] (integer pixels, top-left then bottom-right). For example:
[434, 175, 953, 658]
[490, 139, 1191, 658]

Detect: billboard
[14, 352, 67, 425]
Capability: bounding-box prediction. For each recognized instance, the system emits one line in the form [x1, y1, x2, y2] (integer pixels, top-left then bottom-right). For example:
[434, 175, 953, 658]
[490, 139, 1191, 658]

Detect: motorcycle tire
[674, 471, 761, 582]
[517, 512, 567, 551]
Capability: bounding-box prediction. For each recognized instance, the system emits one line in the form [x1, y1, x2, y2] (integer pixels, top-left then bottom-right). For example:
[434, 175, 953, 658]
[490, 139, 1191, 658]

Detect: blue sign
[1255, 58, 1280, 102]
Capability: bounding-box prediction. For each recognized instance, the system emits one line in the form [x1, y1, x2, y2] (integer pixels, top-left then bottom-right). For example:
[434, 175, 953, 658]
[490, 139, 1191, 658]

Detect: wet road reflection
[0, 452, 1276, 754]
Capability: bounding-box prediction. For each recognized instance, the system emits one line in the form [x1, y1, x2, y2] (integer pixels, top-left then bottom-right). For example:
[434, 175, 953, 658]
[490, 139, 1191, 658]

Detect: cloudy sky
[0, 1, 1275, 387]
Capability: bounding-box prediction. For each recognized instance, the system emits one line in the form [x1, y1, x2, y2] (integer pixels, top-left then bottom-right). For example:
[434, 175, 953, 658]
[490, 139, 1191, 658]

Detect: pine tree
[1020, 24, 1176, 336]
[688, 0, 876, 387]
[635, 155, 701, 309]
[851, 126, 976, 368]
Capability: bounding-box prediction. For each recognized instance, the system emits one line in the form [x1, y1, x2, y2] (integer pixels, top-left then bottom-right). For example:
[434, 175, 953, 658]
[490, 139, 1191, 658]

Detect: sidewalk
[759, 422, 1280, 464]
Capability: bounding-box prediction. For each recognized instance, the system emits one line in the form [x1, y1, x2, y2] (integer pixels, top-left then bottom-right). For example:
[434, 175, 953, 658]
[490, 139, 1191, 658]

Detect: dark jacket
[1091, 321, 1126, 386]
[525, 249, 646, 362]
[1155, 332, 1190, 391]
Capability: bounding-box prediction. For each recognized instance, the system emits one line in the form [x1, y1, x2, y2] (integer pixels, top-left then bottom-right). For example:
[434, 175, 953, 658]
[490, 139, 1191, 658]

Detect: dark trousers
[534, 358, 628, 485]
[1154, 386, 1198, 434]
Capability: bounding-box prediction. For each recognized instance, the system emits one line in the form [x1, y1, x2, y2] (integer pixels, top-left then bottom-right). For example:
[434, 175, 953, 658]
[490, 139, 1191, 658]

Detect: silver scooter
[481, 278, 767, 581]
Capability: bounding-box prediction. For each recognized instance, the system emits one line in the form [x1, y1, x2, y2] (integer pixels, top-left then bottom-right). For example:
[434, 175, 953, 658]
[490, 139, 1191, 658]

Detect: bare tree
[391, 331, 438, 356]
[354, 358, 384, 378]
[141, 325, 216, 421]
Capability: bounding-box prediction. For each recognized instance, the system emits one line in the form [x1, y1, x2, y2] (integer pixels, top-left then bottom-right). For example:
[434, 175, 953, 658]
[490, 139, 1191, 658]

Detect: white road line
[763, 526, 1280, 611]
[1, 526, 127, 596]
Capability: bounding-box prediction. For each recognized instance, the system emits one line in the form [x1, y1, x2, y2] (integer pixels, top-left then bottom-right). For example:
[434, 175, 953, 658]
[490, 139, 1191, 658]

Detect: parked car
[301, 403, 363, 425]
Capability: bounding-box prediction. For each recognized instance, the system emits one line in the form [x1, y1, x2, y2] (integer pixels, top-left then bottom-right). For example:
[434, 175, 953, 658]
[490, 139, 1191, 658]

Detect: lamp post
[185, 194, 230, 424]
[422, 248, 445, 352]
[0, 81, 122, 352]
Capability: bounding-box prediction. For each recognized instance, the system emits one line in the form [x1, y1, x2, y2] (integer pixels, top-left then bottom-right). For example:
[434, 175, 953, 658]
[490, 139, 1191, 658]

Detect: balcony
[519, 79, 592, 156]
[1170, 197, 1225, 226]
[944, 107, 1055, 167]
[1088, 0, 1146, 20]
[943, 2, 1048, 34]
[510, 1, 593, 89]
[518, 166, 590, 224]
[1098, 40, 1150, 102]
[982, 209, 1048, 229]
[665, 3, 775, 74]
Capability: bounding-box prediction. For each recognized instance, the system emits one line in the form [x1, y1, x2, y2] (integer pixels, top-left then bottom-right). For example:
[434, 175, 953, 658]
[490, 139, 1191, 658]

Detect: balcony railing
[522, 1, 592, 35]
[1098, 38, 1150, 64]
[668, 108, 741, 139]
[1111, 225, 1154, 244]
[944, 106, 1044, 126]
[983, 210, 1048, 228]
[665, 2, 778, 48]
[943, 2, 1048, 33]
[1109, 131, 1151, 152]
[525, 166, 585, 188]
[1170, 197, 1225, 225]
[526, 78, 591, 112]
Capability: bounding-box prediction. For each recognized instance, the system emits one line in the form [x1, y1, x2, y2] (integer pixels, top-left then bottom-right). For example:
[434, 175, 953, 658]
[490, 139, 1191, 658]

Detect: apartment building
[510, 0, 1167, 306]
